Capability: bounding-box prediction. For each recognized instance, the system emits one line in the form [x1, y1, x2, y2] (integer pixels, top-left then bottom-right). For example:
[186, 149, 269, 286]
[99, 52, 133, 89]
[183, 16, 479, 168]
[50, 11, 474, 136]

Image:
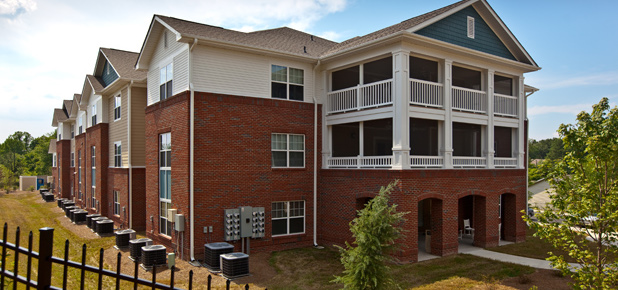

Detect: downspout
[189, 38, 198, 261]
[128, 80, 133, 229]
[312, 60, 320, 247]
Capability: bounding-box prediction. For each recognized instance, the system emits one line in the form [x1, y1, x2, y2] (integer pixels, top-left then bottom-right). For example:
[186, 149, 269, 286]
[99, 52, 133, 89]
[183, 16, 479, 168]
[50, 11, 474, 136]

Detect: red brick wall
[145, 91, 321, 260]
[56, 140, 71, 199]
[84, 123, 109, 215]
[74, 134, 86, 208]
[107, 168, 129, 228]
[318, 169, 527, 262]
[131, 168, 146, 231]
[145, 92, 190, 250]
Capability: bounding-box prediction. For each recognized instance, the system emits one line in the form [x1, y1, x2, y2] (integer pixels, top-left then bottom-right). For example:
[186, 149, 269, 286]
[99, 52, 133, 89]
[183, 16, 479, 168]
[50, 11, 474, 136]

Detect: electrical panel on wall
[224, 208, 240, 241]
[252, 207, 265, 238]
[224, 206, 266, 241]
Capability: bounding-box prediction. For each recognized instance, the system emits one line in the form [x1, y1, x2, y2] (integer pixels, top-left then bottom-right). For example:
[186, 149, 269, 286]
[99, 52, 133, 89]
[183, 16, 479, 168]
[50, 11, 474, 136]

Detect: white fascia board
[406, 0, 478, 33]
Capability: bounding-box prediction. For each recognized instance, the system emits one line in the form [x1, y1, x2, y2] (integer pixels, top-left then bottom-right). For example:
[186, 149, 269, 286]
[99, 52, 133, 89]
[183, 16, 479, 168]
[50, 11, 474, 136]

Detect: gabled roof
[48, 139, 56, 154]
[62, 99, 73, 117]
[322, 0, 471, 56]
[98, 48, 146, 80]
[69, 94, 81, 119]
[78, 75, 105, 109]
[136, 15, 337, 68]
[51, 108, 68, 127]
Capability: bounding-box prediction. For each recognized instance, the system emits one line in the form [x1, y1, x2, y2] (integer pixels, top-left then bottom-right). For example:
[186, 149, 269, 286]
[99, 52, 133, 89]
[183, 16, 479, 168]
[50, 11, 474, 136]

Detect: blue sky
[0, 0, 616, 142]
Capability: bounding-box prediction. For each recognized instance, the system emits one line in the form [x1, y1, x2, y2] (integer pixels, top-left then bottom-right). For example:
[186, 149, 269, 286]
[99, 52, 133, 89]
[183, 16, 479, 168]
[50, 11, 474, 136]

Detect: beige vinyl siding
[108, 88, 128, 167]
[173, 49, 189, 94]
[146, 28, 189, 106]
[130, 87, 147, 166]
[192, 45, 315, 101]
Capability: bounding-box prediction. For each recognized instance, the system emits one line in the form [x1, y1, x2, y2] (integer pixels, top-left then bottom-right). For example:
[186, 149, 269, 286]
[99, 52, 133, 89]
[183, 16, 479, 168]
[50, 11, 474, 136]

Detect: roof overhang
[136, 16, 182, 70]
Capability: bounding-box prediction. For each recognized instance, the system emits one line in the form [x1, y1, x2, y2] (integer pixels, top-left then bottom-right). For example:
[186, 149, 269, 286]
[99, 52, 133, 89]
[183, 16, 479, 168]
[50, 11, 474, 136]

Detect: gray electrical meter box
[174, 214, 185, 232]
[240, 206, 253, 238]
[252, 207, 265, 238]
[224, 208, 240, 241]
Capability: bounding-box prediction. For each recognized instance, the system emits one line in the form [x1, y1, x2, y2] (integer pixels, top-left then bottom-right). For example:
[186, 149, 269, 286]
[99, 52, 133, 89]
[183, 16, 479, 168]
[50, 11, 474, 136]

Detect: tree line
[528, 137, 565, 184]
[0, 131, 55, 191]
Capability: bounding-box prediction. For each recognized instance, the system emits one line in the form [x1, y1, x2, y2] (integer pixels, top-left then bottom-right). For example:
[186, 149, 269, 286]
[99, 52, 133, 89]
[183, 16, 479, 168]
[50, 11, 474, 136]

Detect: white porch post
[486, 70, 495, 169]
[442, 59, 453, 168]
[321, 69, 331, 169]
[517, 76, 526, 168]
[391, 50, 410, 169]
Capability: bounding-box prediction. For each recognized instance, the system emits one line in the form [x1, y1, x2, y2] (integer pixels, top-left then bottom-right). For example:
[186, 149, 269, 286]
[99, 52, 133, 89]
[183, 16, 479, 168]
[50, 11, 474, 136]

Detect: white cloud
[0, 0, 349, 141]
[528, 104, 592, 117]
[0, 0, 36, 19]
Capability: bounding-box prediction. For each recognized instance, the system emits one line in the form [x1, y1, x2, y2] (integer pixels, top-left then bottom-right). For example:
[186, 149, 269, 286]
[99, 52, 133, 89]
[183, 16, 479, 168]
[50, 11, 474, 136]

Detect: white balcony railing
[410, 156, 444, 168]
[494, 94, 518, 117]
[494, 157, 517, 168]
[327, 156, 392, 169]
[327, 80, 393, 114]
[452, 156, 487, 168]
[410, 78, 443, 108]
[452, 86, 487, 113]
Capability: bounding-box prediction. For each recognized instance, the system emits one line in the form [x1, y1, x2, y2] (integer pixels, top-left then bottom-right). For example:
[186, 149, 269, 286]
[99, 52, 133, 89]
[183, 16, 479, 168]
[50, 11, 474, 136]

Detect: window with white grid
[272, 201, 305, 236]
[271, 134, 304, 168]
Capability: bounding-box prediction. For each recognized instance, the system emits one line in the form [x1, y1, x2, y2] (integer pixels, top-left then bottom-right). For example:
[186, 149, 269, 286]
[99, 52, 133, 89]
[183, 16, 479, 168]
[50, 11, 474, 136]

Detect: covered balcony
[326, 54, 520, 118]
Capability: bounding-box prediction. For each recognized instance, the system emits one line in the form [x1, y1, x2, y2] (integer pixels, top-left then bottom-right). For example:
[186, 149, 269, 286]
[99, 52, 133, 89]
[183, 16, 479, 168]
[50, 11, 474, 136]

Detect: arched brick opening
[417, 197, 454, 256]
[458, 194, 490, 247]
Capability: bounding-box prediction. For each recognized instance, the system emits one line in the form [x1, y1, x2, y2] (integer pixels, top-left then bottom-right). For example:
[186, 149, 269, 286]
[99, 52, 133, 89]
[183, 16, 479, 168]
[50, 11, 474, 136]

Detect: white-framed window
[91, 104, 97, 126]
[78, 150, 82, 200]
[52, 153, 57, 167]
[114, 95, 121, 121]
[71, 125, 75, 139]
[159, 132, 172, 236]
[114, 142, 122, 167]
[113, 190, 120, 216]
[160, 63, 173, 101]
[271, 134, 305, 168]
[271, 65, 304, 101]
[91, 146, 96, 209]
[78, 117, 83, 135]
[467, 16, 475, 39]
[70, 152, 74, 167]
[272, 201, 305, 236]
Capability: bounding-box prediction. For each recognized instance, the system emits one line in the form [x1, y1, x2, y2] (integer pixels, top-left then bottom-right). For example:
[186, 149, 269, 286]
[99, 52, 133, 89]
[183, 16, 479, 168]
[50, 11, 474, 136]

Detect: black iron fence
[0, 223, 255, 290]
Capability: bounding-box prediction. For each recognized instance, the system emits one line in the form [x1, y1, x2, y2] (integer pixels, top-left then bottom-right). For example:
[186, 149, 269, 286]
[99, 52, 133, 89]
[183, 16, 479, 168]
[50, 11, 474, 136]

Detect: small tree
[332, 180, 408, 290]
[525, 98, 618, 289]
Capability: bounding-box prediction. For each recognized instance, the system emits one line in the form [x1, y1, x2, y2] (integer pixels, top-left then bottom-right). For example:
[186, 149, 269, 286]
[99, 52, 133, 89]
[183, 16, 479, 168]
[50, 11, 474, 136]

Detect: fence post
[37, 227, 54, 289]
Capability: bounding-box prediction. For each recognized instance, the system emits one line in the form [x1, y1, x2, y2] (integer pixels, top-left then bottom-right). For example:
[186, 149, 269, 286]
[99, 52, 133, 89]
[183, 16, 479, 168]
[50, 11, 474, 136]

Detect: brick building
[51, 0, 539, 263]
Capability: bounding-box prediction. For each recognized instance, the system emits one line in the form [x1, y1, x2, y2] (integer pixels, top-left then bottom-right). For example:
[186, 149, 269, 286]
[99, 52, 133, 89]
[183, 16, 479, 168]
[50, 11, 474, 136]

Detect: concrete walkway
[459, 242, 581, 270]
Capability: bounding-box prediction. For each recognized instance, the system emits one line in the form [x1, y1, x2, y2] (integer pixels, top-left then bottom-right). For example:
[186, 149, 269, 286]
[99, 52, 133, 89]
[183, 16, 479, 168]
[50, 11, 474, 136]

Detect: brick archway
[500, 193, 518, 242]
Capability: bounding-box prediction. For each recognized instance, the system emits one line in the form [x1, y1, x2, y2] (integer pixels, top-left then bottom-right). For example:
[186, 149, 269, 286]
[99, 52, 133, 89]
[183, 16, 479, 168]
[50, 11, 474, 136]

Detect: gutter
[312, 60, 321, 247]
[189, 39, 198, 261]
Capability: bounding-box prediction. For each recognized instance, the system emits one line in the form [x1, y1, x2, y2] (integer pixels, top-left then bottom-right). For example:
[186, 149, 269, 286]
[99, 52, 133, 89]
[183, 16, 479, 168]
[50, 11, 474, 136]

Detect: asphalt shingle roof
[100, 48, 147, 80]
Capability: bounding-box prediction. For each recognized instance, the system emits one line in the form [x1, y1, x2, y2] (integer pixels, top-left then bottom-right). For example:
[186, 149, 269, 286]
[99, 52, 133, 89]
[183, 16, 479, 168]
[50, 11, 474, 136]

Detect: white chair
[463, 219, 474, 237]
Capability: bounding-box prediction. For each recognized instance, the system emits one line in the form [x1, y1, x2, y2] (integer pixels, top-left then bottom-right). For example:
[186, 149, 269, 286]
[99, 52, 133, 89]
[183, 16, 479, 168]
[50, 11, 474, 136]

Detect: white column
[442, 59, 453, 168]
[391, 50, 410, 170]
[517, 76, 526, 168]
[321, 70, 330, 169]
[486, 70, 495, 169]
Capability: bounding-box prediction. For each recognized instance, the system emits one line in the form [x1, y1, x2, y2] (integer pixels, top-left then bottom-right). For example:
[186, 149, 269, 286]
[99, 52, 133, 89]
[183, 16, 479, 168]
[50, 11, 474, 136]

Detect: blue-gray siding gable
[416, 6, 516, 61]
[101, 60, 119, 87]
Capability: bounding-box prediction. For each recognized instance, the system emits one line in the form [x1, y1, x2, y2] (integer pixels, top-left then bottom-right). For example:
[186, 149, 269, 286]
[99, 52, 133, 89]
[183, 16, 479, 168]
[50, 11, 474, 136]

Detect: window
[52, 153, 57, 167]
[113, 190, 120, 216]
[452, 66, 482, 91]
[159, 133, 172, 236]
[160, 63, 173, 101]
[78, 150, 82, 200]
[271, 134, 304, 168]
[91, 104, 97, 126]
[114, 142, 122, 167]
[467, 16, 475, 39]
[78, 117, 83, 135]
[272, 201, 305, 236]
[452, 122, 482, 157]
[271, 65, 304, 101]
[114, 95, 121, 121]
[70, 152, 75, 167]
[91, 146, 96, 209]
[71, 125, 74, 139]
[410, 118, 439, 156]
